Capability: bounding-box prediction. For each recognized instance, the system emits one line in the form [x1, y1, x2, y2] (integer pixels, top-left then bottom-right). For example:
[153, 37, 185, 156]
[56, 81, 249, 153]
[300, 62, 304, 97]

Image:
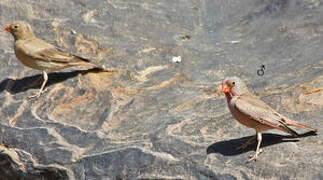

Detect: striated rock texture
[0, 0, 322, 179]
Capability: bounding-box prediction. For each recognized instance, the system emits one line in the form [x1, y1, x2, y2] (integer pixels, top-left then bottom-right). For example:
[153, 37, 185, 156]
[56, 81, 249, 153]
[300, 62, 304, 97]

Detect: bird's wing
[235, 94, 298, 136]
[37, 48, 74, 63]
[27, 39, 89, 64]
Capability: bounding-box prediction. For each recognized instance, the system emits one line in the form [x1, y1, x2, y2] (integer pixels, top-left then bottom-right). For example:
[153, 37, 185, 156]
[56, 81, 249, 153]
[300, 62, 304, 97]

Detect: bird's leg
[248, 132, 263, 162]
[236, 134, 257, 150]
[28, 71, 48, 99]
[39, 71, 48, 94]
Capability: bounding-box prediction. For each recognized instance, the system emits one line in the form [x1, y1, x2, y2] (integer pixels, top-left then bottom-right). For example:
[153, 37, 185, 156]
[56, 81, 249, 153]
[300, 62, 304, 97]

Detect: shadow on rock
[207, 131, 317, 156]
[0, 68, 103, 94]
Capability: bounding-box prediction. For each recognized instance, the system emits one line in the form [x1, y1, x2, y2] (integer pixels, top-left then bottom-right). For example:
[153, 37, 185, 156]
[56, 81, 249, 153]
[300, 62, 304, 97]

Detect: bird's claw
[28, 93, 42, 99]
[27, 88, 47, 99]
[247, 149, 263, 162]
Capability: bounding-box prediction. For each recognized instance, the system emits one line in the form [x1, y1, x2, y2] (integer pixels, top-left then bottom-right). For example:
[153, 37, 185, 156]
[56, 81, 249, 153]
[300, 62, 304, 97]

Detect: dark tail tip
[287, 126, 299, 137]
[75, 55, 91, 62]
[292, 132, 299, 138]
[280, 123, 299, 137]
[311, 129, 318, 134]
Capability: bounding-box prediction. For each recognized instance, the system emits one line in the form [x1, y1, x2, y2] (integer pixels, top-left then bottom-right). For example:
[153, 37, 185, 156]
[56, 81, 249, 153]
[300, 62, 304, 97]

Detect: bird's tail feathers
[75, 55, 91, 62]
[74, 55, 101, 68]
[286, 121, 317, 132]
[280, 124, 299, 137]
[74, 55, 116, 72]
[79, 61, 116, 72]
[277, 113, 317, 132]
[276, 113, 317, 133]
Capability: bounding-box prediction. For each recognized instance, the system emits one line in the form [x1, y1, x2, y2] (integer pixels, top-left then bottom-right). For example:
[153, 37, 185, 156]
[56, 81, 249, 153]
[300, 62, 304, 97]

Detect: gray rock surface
[0, 0, 322, 179]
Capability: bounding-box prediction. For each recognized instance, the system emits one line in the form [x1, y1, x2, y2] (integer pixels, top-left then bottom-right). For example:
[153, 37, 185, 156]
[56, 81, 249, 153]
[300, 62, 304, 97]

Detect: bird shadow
[0, 68, 104, 95]
[206, 131, 317, 156]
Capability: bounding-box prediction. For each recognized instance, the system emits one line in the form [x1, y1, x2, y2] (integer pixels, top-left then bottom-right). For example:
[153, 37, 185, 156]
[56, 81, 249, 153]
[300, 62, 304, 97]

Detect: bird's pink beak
[222, 82, 230, 94]
[5, 26, 11, 32]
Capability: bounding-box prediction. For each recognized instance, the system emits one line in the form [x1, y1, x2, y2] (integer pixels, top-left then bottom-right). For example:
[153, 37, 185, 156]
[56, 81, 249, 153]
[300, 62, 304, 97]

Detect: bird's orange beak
[222, 82, 230, 94]
[5, 26, 11, 32]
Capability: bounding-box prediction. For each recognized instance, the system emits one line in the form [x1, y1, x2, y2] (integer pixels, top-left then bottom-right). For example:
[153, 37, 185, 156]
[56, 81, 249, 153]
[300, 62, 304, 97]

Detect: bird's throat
[225, 92, 233, 102]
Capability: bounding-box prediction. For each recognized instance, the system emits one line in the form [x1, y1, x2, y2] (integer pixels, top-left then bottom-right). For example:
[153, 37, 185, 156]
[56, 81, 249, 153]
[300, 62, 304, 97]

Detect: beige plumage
[222, 76, 317, 161]
[5, 21, 103, 98]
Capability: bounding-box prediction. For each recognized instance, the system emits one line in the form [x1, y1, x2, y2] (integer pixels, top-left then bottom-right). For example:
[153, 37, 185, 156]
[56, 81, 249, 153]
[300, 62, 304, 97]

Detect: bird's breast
[14, 46, 44, 70]
[228, 97, 267, 130]
[14, 41, 58, 71]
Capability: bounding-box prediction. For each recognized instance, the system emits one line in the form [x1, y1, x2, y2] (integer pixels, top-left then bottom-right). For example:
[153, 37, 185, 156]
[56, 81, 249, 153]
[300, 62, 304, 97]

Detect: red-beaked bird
[222, 76, 317, 161]
[5, 21, 106, 98]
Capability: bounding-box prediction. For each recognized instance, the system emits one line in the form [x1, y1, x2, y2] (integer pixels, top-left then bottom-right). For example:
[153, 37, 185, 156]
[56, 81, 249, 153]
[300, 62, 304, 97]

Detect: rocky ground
[0, 0, 322, 179]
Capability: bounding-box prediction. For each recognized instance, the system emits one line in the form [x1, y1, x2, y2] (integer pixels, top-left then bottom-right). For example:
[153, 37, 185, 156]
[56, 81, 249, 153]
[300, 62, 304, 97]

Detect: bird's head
[5, 21, 35, 40]
[222, 76, 249, 96]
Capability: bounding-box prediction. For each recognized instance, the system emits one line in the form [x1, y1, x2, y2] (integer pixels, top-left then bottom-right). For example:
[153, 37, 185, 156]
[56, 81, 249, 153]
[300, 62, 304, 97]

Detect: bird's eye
[232, 81, 236, 85]
[13, 25, 18, 29]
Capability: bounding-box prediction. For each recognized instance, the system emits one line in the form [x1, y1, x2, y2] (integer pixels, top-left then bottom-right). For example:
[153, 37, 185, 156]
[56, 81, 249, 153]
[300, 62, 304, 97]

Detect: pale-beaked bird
[5, 21, 106, 98]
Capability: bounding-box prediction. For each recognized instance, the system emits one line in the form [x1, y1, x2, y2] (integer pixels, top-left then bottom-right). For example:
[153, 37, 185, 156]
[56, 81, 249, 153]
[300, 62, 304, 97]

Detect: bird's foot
[28, 92, 42, 99]
[248, 149, 263, 162]
[28, 88, 47, 99]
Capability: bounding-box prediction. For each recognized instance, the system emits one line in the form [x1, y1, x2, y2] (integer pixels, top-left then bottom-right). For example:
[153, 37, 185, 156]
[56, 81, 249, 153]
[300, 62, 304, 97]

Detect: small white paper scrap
[171, 56, 181, 63]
